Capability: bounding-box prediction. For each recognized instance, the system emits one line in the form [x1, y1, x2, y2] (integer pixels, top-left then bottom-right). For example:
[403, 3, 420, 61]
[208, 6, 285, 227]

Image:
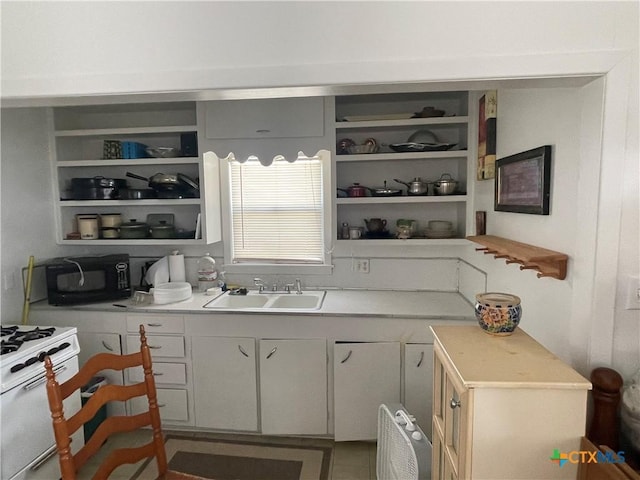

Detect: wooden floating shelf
[467, 235, 568, 280]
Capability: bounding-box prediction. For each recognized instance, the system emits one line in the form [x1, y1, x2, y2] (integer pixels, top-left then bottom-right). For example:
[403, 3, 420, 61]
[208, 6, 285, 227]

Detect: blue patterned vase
[474, 293, 522, 336]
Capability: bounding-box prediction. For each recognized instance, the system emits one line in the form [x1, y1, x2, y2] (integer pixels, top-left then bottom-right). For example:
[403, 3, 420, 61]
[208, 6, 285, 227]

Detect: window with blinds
[228, 154, 326, 264]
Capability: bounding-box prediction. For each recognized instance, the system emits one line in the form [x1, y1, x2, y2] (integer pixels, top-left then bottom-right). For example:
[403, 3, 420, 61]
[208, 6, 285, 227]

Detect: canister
[77, 215, 99, 240]
[100, 213, 121, 239]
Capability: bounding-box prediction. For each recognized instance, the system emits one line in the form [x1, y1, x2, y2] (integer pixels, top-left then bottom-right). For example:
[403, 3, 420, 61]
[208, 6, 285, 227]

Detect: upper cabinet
[333, 91, 471, 244]
[49, 102, 221, 245]
[204, 97, 324, 139]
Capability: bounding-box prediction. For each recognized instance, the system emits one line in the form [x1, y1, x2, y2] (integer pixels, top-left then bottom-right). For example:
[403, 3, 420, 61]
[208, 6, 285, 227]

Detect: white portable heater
[377, 403, 432, 480]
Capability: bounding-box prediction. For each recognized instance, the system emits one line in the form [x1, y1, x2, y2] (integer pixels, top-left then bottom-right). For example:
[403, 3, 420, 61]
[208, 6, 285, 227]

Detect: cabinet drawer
[126, 315, 184, 334]
[128, 362, 186, 385]
[205, 97, 324, 139]
[127, 335, 185, 358]
[130, 388, 188, 422]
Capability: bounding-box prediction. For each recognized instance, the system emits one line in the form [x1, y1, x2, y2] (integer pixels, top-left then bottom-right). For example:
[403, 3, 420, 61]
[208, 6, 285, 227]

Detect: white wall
[463, 86, 584, 362]
[1, 1, 636, 99]
[0, 1, 637, 377]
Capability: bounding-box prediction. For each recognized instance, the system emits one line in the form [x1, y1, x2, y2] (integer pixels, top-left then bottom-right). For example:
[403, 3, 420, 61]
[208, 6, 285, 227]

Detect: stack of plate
[425, 220, 455, 239]
[152, 282, 192, 305]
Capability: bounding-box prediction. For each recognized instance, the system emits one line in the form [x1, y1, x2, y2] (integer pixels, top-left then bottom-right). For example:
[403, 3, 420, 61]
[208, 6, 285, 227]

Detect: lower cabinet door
[192, 336, 258, 431]
[404, 343, 434, 439]
[334, 342, 401, 441]
[77, 332, 125, 416]
[260, 339, 327, 435]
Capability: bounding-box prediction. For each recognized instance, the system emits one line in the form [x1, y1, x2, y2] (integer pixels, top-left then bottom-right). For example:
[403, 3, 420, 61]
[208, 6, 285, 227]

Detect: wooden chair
[45, 325, 202, 480]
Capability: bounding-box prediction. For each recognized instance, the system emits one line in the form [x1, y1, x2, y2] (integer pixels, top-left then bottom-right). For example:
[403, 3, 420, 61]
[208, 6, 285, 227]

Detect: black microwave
[45, 254, 131, 305]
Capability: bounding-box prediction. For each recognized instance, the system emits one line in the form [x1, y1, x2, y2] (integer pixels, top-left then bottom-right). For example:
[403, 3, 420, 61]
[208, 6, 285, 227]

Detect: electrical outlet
[624, 275, 640, 310]
[352, 258, 370, 274]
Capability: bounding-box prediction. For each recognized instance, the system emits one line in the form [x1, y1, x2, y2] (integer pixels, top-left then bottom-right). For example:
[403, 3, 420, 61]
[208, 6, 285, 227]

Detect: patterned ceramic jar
[475, 292, 522, 336]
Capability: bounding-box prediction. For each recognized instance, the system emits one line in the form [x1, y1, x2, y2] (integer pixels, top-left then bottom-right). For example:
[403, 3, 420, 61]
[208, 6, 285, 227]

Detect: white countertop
[32, 289, 475, 320]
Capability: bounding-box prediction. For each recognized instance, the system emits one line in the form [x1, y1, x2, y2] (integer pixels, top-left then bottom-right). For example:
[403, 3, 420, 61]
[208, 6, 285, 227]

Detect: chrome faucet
[295, 278, 302, 294]
[253, 278, 265, 293]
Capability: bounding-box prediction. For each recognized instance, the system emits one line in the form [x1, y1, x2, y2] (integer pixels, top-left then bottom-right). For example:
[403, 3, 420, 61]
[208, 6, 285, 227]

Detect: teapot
[364, 218, 387, 233]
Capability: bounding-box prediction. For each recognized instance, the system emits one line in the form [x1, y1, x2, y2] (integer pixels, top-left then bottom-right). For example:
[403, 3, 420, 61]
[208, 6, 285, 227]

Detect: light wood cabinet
[192, 336, 258, 431]
[333, 341, 401, 441]
[431, 325, 591, 480]
[259, 339, 327, 435]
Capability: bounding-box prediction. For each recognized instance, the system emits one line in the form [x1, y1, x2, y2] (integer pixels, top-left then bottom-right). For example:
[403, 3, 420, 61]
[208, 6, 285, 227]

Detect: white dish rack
[377, 403, 431, 480]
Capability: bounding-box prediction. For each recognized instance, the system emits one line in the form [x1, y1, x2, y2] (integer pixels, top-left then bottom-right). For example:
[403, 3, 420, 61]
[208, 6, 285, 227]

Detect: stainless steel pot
[367, 182, 402, 197]
[149, 221, 176, 239]
[433, 173, 458, 195]
[118, 219, 149, 239]
[393, 177, 429, 196]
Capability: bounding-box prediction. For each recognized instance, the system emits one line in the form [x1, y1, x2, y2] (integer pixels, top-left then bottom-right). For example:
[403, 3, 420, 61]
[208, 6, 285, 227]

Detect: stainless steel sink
[204, 290, 326, 310]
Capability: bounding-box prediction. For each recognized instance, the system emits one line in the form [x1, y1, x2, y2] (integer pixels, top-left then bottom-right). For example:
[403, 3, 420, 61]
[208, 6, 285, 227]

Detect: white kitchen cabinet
[259, 339, 327, 435]
[334, 91, 471, 244]
[48, 101, 221, 245]
[333, 341, 401, 441]
[125, 314, 191, 426]
[403, 343, 434, 439]
[76, 332, 125, 417]
[204, 97, 325, 139]
[431, 326, 591, 480]
[191, 336, 258, 432]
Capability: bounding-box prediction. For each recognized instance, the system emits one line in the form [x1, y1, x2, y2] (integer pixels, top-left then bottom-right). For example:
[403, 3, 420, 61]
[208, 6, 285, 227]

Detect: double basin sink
[204, 290, 326, 311]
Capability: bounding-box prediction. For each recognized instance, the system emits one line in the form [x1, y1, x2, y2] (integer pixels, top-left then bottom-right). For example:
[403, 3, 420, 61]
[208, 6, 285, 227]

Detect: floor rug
[132, 434, 333, 480]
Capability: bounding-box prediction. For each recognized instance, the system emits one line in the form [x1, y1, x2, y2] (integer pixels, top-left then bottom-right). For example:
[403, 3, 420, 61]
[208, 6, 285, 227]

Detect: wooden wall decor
[477, 90, 497, 180]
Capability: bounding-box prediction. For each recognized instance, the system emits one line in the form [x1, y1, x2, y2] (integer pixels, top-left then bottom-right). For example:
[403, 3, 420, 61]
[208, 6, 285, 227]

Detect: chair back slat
[59, 352, 142, 399]
[44, 324, 169, 480]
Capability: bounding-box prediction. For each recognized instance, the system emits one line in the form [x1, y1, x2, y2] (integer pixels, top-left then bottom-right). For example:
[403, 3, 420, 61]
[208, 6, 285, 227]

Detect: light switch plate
[624, 275, 640, 310]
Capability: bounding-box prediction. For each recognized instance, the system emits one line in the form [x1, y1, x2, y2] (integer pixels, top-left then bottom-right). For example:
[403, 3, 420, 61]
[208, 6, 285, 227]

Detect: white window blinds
[228, 155, 325, 264]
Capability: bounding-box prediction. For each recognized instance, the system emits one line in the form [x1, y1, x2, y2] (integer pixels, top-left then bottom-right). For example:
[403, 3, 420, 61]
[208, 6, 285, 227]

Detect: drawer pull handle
[153, 372, 163, 376]
[450, 398, 461, 409]
[149, 345, 162, 349]
[147, 323, 162, 327]
[340, 350, 353, 364]
[158, 403, 166, 408]
[266, 346, 278, 359]
[416, 351, 424, 368]
[101, 341, 114, 352]
[238, 345, 249, 358]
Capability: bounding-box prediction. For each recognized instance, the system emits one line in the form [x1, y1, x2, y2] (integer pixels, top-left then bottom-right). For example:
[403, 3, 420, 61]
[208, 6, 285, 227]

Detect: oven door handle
[23, 365, 67, 391]
[30, 445, 58, 471]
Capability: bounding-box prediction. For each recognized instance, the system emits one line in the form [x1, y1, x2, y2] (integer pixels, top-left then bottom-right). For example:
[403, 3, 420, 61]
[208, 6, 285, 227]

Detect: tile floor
[35, 429, 377, 480]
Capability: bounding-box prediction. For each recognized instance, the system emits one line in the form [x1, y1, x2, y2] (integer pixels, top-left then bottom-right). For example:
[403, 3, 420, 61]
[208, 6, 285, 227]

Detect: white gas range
[0, 325, 82, 480]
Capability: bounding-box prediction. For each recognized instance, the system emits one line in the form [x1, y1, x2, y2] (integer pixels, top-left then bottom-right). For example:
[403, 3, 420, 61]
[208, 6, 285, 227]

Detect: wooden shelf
[466, 235, 568, 280]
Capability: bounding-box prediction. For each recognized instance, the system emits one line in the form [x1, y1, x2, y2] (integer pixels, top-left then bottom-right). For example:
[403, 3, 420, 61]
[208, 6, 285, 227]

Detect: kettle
[364, 218, 387, 233]
[393, 177, 429, 196]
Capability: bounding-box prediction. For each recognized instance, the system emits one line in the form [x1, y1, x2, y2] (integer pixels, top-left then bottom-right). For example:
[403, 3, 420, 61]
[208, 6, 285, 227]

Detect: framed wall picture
[495, 145, 552, 215]
[477, 90, 497, 180]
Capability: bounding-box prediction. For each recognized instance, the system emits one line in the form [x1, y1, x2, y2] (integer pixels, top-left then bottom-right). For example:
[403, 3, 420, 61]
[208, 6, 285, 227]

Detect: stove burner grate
[0, 326, 57, 356]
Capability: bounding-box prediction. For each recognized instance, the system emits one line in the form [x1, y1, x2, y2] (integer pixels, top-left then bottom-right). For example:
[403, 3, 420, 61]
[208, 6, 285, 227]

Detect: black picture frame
[495, 145, 552, 215]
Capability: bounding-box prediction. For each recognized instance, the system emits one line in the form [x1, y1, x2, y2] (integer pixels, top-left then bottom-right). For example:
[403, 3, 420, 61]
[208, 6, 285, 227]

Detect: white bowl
[428, 220, 453, 231]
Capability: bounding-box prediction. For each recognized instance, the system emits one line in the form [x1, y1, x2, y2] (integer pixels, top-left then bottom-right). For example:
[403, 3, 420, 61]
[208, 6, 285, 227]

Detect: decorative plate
[389, 143, 457, 153]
